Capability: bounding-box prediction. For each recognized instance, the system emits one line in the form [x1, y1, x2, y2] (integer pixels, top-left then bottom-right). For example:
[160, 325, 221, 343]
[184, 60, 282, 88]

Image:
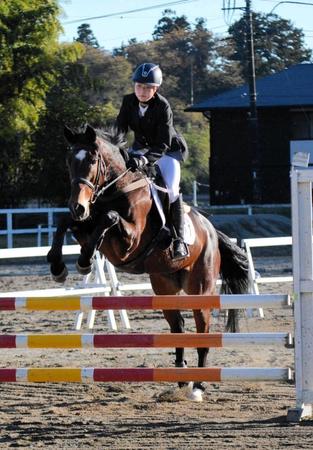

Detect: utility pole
[190, 60, 194, 105]
[245, 0, 261, 203]
[222, 0, 261, 203]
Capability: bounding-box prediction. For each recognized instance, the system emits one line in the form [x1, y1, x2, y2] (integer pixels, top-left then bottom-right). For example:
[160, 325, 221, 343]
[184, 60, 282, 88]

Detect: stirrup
[171, 239, 189, 260]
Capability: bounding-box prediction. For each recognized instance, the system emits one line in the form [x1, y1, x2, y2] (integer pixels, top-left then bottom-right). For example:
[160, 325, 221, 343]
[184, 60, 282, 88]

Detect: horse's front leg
[47, 214, 73, 282]
[76, 210, 121, 274]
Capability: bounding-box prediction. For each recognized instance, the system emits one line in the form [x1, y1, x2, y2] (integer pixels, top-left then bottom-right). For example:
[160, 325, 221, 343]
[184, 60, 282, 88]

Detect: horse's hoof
[76, 261, 93, 275]
[51, 265, 68, 283]
[187, 388, 203, 402]
[181, 382, 204, 402]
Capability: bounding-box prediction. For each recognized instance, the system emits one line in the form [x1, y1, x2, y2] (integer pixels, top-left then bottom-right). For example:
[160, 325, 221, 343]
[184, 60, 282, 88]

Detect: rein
[71, 151, 148, 204]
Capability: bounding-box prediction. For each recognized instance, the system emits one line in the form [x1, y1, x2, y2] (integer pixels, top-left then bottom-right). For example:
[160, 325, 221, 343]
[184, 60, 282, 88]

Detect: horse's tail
[216, 229, 250, 333]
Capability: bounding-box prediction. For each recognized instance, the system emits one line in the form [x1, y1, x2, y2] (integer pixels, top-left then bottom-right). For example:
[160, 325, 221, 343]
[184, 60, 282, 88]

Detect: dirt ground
[0, 256, 313, 449]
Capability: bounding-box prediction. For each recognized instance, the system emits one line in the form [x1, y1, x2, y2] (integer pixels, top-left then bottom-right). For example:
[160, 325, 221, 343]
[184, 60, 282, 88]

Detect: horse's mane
[66, 124, 128, 170]
[95, 127, 128, 151]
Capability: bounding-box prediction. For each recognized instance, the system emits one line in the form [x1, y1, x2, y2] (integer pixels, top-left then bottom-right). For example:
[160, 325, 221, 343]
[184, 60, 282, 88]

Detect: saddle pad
[183, 212, 196, 245]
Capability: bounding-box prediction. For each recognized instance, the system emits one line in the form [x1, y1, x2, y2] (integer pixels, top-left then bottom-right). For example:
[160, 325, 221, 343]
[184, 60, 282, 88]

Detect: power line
[223, 0, 238, 25]
[63, 0, 199, 25]
[269, 1, 313, 14]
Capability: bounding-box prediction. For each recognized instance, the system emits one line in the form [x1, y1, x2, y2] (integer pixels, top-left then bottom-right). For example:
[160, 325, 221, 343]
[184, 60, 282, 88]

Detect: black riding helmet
[132, 63, 162, 86]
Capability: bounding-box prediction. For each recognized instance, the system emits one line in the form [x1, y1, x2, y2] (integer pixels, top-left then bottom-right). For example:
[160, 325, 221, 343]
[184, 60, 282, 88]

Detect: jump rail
[0, 332, 292, 349]
[0, 294, 291, 311]
[0, 367, 292, 383]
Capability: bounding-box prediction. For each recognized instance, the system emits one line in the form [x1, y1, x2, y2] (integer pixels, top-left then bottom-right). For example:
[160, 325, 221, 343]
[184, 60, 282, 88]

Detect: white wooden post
[288, 158, 313, 421]
[93, 253, 117, 331]
[104, 257, 131, 329]
[73, 255, 118, 331]
[240, 239, 265, 318]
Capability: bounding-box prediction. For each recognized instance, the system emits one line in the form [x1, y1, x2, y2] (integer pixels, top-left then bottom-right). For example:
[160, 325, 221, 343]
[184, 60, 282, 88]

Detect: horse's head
[64, 125, 128, 221]
[64, 124, 102, 220]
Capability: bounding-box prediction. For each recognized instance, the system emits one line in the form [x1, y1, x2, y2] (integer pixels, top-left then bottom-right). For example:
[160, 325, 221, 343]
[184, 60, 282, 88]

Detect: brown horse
[47, 124, 250, 400]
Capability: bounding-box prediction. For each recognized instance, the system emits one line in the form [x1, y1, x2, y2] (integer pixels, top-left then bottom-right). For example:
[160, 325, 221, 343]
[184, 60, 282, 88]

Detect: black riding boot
[170, 194, 189, 260]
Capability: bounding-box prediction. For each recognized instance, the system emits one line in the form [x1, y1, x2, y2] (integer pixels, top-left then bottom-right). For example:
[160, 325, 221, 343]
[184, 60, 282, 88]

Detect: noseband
[71, 152, 105, 204]
[71, 150, 131, 204]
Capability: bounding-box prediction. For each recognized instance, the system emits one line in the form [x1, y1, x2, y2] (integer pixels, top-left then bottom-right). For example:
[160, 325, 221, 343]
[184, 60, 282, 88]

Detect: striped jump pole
[0, 367, 292, 383]
[0, 294, 291, 311]
[0, 332, 293, 349]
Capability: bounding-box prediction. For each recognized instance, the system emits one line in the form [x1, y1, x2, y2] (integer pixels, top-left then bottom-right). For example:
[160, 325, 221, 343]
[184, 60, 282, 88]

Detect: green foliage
[0, 0, 61, 136]
[180, 119, 210, 194]
[0, 0, 83, 206]
[228, 12, 312, 80]
[75, 23, 99, 48]
[1, 7, 311, 206]
[152, 9, 191, 39]
[30, 46, 131, 204]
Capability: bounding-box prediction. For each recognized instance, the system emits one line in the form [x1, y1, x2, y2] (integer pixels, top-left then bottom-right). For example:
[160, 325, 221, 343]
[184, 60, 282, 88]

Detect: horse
[47, 124, 250, 401]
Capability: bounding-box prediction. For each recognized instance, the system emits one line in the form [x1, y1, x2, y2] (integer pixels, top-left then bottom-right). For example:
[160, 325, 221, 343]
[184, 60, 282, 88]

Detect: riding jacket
[116, 92, 188, 164]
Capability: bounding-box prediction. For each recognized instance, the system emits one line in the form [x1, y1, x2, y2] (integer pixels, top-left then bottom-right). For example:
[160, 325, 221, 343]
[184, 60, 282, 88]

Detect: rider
[116, 62, 189, 260]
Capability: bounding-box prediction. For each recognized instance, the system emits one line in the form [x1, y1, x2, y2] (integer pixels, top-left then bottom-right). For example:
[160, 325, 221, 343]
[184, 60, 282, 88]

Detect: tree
[75, 23, 99, 48]
[112, 10, 244, 195]
[228, 12, 312, 80]
[181, 119, 210, 195]
[0, 0, 83, 206]
[31, 47, 133, 204]
[152, 9, 190, 39]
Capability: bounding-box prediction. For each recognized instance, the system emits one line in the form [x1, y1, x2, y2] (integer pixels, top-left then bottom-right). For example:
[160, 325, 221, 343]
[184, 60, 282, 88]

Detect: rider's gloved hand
[126, 155, 149, 172]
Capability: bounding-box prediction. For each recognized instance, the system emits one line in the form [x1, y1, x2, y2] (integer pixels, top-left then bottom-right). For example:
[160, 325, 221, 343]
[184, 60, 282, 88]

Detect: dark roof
[186, 63, 313, 112]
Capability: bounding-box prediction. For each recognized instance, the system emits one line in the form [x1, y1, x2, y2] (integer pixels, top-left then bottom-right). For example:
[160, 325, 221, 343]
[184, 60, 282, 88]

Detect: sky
[59, 0, 313, 52]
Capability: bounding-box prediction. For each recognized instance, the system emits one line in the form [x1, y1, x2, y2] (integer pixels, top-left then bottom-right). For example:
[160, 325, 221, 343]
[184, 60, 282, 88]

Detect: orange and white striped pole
[0, 367, 292, 383]
[0, 332, 292, 349]
[0, 294, 290, 311]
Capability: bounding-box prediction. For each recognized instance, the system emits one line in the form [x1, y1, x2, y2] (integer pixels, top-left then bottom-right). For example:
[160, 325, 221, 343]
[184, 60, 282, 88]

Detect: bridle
[71, 150, 131, 204]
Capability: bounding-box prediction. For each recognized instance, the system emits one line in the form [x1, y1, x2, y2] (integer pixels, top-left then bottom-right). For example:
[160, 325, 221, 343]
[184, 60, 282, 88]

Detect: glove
[126, 155, 148, 172]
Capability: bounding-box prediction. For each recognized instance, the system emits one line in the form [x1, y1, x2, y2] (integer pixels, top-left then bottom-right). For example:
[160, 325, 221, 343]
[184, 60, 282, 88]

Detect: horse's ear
[64, 125, 77, 144]
[85, 124, 97, 144]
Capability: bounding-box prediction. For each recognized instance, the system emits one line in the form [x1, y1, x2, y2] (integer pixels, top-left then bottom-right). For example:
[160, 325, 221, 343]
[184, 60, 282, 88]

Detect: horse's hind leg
[185, 246, 220, 399]
[162, 310, 186, 378]
[149, 273, 188, 388]
[192, 308, 210, 393]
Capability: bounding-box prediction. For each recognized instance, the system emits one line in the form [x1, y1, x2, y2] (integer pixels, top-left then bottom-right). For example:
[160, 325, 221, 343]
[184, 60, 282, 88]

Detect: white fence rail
[0, 208, 68, 248]
[242, 236, 293, 296]
[0, 206, 291, 248]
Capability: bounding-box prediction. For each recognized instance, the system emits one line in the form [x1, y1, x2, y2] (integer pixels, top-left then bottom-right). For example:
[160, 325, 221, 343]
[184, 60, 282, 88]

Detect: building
[186, 63, 313, 204]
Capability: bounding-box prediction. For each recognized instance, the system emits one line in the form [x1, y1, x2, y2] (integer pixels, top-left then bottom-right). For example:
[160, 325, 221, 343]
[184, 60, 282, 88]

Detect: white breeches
[156, 155, 180, 204]
[129, 150, 181, 204]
